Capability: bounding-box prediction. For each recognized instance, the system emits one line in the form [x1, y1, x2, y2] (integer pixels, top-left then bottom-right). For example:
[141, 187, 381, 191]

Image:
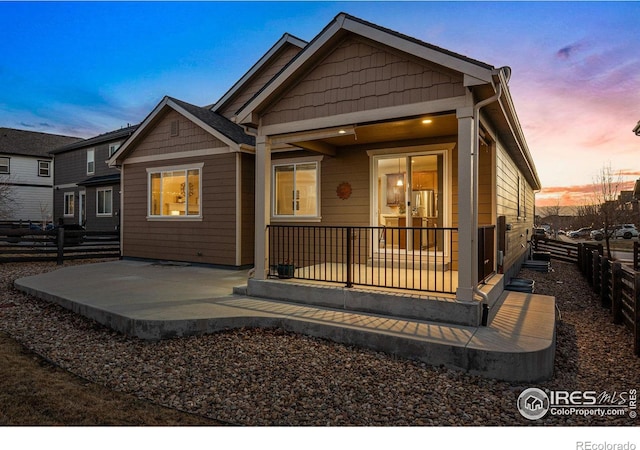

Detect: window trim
[0, 156, 9, 174]
[146, 163, 203, 220]
[96, 187, 113, 217]
[87, 149, 95, 175]
[38, 160, 51, 177]
[63, 192, 75, 217]
[271, 156, 322, 221]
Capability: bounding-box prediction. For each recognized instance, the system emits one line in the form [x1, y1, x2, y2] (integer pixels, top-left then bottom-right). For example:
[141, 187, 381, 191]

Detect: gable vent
[170, 120, 180, 137]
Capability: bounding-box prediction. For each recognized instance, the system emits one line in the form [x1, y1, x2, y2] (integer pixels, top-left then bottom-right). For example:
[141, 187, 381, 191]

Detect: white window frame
[38, 160, 51, 177]
[87, 149, 95, 175]
[0, 156, 9, 174]
[96, 187, 113, 217]
[146, 163, 203, 220]
[108, 142, 121, 157]
[64, 192, 75, 217]
[271, 156, 322, 221]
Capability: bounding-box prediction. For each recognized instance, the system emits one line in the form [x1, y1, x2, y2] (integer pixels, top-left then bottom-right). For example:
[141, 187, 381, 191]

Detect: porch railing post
[345, 226, 353, 288]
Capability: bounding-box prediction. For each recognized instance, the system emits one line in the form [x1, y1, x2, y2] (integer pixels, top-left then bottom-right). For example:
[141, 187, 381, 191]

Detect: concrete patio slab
[13, 260, 556, 382]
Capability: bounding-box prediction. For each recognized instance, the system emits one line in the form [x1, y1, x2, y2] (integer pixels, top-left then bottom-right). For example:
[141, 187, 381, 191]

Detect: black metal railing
[268, 225, 459, 294]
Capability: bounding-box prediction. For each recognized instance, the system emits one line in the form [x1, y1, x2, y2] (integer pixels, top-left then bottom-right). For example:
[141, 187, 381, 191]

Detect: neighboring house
[109, 34, 306, 267]
[50, 125, 138, 231]
[111, 13, 542, 324]
[0, 127, 82, 223]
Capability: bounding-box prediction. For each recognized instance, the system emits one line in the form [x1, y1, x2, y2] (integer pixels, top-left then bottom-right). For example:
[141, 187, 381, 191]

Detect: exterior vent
[170, 120, 180, 137]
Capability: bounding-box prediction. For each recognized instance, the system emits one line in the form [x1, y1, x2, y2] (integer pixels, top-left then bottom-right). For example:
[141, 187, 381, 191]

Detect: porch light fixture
[422, 119, 433, 124]
[338, 129, 347, 134]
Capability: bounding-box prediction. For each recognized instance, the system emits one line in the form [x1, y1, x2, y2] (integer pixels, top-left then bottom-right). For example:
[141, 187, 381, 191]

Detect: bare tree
[591, 164, 633, 259]
[0, 177, 16, 220]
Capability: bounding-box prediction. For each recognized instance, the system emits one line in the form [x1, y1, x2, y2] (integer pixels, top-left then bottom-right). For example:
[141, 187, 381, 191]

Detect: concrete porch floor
[14, 260, 556, 382]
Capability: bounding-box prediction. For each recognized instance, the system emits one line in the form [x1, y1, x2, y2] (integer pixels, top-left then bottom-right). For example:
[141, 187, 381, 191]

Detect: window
[272, 160, 320, 218]
[148, 165, 201, 218]
[64, 192, 75, 217]
[108, 142, 121, 157]
[96, 188, 113, 216]
[87, 149, 95, 174]
[38, 160, 51, 177]
[0, 157, 9, 174]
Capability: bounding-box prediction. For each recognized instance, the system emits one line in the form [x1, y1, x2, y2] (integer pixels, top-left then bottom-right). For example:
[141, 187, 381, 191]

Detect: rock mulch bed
[1, 260, 638, 426]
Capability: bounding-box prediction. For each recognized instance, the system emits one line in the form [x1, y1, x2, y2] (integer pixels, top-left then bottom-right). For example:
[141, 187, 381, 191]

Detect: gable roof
[168, 97, 254, 146]
[0, 127, 82, 158]
[235, 12, 497, 125]
[50, 124, 139, 154]
[109, 96, 254, 166]
[211, 33, 307, 115]
[233, 12, 541, 190]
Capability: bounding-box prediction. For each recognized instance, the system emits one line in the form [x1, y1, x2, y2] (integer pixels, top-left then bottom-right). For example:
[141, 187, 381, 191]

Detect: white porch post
[456, 107, 476, 302]
[254, 135, 271, 280]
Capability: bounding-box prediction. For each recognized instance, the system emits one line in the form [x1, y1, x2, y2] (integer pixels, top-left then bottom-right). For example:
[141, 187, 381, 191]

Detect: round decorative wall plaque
[336, 182, 352, 200]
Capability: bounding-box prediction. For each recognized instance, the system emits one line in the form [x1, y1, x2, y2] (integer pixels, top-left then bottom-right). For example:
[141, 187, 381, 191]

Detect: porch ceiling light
[422, 119, 433, 124]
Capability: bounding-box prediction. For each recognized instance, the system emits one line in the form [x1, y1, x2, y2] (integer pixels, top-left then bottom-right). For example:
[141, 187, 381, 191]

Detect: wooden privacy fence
[579, 246, 640, 357]
[0, 226, 120, 264]
[531, 236, 579, 263]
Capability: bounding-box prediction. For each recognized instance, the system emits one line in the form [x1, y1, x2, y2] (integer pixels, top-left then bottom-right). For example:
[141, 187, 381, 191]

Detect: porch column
[254, 135, 271, 280]
[456, 107, 476, 302]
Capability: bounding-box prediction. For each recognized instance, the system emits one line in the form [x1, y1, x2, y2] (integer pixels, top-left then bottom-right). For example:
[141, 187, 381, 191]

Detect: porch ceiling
[288, 113, 458, 152]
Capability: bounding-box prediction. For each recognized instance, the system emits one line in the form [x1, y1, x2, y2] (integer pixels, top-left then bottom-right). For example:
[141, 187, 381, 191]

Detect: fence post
[611, 262, 622, 322]
[592, 250, 600, 293]
[56, 223, 65, 266]
[600, 258, 610, 307]
[634, 271, 640, 356]
[345, 227, 353, 288]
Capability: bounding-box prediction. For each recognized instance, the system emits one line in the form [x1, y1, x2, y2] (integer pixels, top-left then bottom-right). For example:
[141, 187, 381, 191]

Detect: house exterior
[50, 125, 137, 231]
[0, 127, 82, 223]
[109, 34, 307, 267]
[236, 14, 540, 309]
[111, 13, 541, 325]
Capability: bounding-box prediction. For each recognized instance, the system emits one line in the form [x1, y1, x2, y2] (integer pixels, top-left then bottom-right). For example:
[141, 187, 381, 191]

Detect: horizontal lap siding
[496, 144, 534, 271]
[320, 149, 370, 226]
[262, 35, 465, 126]
[122, 153, 238, 266]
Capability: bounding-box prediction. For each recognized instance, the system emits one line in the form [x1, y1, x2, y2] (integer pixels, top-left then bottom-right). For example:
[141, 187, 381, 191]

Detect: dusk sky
[1, 1, 638, 207]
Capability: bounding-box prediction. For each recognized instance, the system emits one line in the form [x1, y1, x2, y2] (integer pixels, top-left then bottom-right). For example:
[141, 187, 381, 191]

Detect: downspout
[473, 67, 508, 324]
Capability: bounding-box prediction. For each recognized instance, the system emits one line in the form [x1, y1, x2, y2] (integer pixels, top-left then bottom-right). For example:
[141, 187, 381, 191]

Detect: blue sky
[1, 1, 639, 205]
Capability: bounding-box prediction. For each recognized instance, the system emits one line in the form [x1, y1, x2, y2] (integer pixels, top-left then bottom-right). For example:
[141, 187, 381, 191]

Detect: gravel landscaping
[0, 259, 638, 426]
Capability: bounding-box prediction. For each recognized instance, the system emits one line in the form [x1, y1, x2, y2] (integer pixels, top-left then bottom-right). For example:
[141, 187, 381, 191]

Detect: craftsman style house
[110, 13, 540, 326]
[50, 125, 137, 231]
[0, 127, 81, 223]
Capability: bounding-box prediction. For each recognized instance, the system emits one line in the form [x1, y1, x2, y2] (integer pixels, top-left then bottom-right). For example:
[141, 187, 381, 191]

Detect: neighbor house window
[272, 159, 320, 218]
[96, 188, 113, 216]
[0, 157, 9, 174]
[64, 192, 75, 217]
[108, 142, 121, 157]
[147, 165, 202, 218]
[87, 149, 95, 174]
[38, 160, 51, 177]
